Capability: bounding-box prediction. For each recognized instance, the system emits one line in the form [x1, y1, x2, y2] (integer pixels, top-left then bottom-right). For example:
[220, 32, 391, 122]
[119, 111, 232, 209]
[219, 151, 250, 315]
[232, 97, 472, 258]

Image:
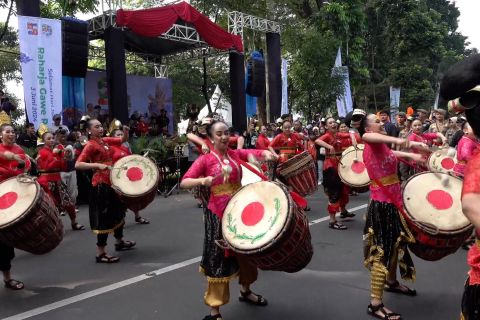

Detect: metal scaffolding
[228, 11, 281, 39]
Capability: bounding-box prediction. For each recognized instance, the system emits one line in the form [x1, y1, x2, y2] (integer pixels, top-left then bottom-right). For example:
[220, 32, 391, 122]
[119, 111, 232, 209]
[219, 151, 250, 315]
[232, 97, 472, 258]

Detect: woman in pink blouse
[454, 122, 479, 177]
[180, 119, 277, 320]
[359, 114, 426, 320]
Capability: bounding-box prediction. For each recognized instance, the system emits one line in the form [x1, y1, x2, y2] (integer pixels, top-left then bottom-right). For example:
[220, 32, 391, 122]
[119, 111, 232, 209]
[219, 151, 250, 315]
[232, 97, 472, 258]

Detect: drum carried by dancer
[108, 119, 155, 224]
[180, 119, 279, 320]
[75, 119, 136, 264]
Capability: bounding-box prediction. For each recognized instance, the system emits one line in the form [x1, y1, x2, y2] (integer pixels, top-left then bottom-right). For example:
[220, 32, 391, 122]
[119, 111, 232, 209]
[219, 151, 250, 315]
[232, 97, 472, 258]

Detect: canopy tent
[116, 1, 243, 53]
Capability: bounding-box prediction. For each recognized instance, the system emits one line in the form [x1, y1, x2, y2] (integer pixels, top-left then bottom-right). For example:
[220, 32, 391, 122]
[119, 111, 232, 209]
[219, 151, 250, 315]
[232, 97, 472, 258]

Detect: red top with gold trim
[269, 132, 304, 163]
[317, 132, 359, 171]
[0, 144, 26, 183]
[37, 145, 66, 184]
[462, 152, 480, 285]
[77, 137, 122, 186]
[182, 149, 264, 218]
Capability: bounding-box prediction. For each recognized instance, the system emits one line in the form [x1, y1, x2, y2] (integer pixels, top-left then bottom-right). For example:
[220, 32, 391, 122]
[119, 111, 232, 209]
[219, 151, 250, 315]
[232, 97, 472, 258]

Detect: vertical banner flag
[281, 58, 289, 115]
[18, 16, 62, 129]
[389, 86, 401, 124]
[332, 48, 353, 118]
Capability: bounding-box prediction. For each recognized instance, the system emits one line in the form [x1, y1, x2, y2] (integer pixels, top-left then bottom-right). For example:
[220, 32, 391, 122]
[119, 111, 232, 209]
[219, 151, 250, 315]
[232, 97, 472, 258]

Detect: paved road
[0, 189, 468, 320]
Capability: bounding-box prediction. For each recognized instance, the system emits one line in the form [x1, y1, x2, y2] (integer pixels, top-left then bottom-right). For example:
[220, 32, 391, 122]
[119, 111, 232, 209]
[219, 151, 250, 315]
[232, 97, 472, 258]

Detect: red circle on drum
[241, 202, 265, 226]
[351, 161, 366, 174]
[426, 190, 453, 210]
[0, 192, 18, 210]
[441, 158, 455, 170]
[126, 167, 143, 181]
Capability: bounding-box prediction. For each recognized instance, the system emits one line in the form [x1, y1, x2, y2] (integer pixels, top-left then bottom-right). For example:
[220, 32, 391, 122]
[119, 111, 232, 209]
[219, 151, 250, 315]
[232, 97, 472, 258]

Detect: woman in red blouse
[315, 117, 360, 229]
[110, 128, 149, 224]
[268, 120, 304, 163]
[37, 132, 84, 230]
[135, 116, 149, 137]
[0, 124, 26, 290]
[75, 119, 136, 263]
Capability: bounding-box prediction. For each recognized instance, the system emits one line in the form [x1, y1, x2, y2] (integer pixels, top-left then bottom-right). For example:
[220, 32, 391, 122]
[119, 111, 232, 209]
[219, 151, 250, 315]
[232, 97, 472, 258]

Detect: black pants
[96, 227, 124, 247]
[0, 242, 14, 272]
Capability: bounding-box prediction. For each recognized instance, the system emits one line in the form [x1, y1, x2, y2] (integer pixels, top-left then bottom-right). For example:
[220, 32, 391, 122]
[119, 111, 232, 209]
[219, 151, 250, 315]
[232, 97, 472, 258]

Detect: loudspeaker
[246, 54, 265, 97]
[62, 17, 88, 78]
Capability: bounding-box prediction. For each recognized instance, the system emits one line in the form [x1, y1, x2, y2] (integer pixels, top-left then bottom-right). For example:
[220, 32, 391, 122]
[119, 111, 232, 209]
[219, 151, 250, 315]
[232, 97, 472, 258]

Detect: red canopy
[116, 2, 243, 52]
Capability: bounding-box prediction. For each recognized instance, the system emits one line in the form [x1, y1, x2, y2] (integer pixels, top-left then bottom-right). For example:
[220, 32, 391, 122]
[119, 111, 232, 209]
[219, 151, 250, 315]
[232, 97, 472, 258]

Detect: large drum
[111, 155, 160, 212]
[277, 151, 317, 196]
[0, 175, 63, 254]
[401, 172, 472, 261]
[427, 147, 457, 174]
[222, 181, 313, 273]
[338, 144, 370, 193]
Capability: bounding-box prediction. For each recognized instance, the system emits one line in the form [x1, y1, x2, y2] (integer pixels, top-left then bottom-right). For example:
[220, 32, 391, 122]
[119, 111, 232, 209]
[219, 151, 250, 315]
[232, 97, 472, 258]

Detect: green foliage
[40, 0, 100, 18]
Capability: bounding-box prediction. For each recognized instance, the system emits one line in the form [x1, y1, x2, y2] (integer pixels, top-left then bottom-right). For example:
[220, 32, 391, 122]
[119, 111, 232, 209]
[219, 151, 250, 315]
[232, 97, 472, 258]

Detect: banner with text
[18, 16, 62, 129]
[389, 86, 401, 124]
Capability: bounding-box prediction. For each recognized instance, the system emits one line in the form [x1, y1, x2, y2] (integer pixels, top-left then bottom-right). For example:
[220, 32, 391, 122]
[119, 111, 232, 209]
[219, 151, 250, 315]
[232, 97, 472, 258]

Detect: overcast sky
[0, 1, 479, 104]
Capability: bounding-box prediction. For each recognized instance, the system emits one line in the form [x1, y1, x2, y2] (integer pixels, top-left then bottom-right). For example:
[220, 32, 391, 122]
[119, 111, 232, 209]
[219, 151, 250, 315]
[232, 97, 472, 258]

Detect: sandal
[115, 240, 136, 251]
[329, 221, 347, 230]
[202, 314, 222, 320]
[384, 280, 417, 296]
[4, 279, 24, 290]
[340, 210, 356, 218]
[135, 217, 150, 225]
[72, 223, 85, 230]
[367, 303, 401, 320]
[95, 253, 120, 263]
[239, 290, 268, 306]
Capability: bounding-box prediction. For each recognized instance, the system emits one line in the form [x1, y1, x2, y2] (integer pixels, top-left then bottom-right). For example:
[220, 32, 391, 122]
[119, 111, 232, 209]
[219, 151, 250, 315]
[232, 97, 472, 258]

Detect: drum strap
[228, 152, 308, 210]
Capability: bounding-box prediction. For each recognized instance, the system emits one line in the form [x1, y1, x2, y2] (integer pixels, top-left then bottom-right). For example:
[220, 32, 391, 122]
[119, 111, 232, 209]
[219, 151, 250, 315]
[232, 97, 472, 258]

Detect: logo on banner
[27, 23, 38, 35]
[42, 24, 52, 36]
[19, 53, 33, 64]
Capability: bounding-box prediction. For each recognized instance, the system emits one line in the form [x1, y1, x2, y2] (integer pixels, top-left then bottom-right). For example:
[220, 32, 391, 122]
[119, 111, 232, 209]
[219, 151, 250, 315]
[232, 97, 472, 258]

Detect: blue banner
[62, 76, 85, 128]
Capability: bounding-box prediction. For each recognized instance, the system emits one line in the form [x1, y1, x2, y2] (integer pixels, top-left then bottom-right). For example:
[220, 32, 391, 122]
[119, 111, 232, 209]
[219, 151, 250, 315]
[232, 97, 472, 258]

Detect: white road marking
[2, 204, 368, 320]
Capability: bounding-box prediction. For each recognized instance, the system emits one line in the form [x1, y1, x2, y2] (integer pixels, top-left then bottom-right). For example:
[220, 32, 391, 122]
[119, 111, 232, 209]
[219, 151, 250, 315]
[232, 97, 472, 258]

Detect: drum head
[338, 147, 370, 187]
[402, 172, 468, 232]
[222, 181, 290, 251]
[110, 155, 159, 196]
[427, 149, 457, 173]
[0, 176, 39, 228]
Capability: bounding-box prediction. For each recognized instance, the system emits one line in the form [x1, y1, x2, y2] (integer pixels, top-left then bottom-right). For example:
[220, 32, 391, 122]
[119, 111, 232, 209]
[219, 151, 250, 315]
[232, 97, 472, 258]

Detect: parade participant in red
[37, 132, 84, 230]
[454, 122, 479, 177]
[314, 117, 360, 229]
[75, 119, 136, 263]
[408, 119, 447, 172]
[135, 116, 149, 136]
[268, 120, 304, 163]
[181, 119, 277, 320]
[228, 127, 245, 149]
[0, 123, 25, 290]
[255, 125, 270, 150]
[359, 114, 427, 320]
[110, 127, 150, 224]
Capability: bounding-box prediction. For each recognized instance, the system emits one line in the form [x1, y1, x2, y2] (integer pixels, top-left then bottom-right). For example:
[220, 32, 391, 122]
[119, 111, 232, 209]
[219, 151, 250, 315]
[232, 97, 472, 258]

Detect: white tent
[197, 85, 232, 126]
[177, 85, 232, 134]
